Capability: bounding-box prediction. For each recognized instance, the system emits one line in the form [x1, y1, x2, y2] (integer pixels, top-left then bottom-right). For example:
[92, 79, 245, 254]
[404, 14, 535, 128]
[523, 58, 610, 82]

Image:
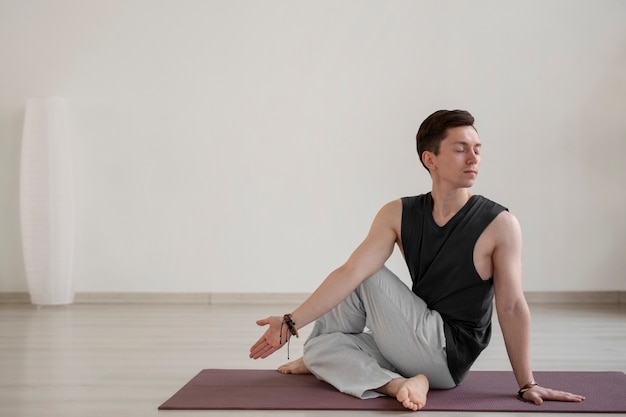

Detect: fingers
[254, 344, 277, 359]
[256, 317, 270, 326]
[249, 336, 280, 359]
[250, 316, 285, 360]
[554, 391, 586, 402]
[249, 337, 267, 355]
[524, 387, 585, 404]
[249, 320, 283, 359]
[544, 388, 585, 403]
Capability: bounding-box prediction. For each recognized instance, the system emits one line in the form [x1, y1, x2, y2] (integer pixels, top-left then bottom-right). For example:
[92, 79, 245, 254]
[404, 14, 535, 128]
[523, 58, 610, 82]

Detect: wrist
[517, 380, 538, 401]
[279, 313, 299, 360]
[282, 314, 299, 338]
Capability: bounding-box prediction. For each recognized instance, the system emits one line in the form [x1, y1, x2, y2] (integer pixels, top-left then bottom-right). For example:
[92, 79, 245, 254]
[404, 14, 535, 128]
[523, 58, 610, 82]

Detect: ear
[422, 151, 436, 171]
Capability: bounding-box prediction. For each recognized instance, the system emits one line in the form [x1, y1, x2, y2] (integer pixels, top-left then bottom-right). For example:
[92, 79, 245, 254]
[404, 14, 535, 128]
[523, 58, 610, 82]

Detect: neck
[430, 187, 472, 225]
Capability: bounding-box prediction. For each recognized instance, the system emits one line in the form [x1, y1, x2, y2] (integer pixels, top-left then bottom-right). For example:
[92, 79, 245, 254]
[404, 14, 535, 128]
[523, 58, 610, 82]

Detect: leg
[278, 291, 368, 375]
[300, 266, 455, 400]
[303, 329, 430, 410]
[355, 267, 455, 389]
[303, 332, 401, 399]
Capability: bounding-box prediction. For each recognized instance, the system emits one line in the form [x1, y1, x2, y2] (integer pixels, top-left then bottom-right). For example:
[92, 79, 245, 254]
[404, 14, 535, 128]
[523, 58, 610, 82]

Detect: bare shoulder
[489, 211, 523, 284]
[490, 211, 522, 246]
[379, 199, 403, 216]
[479, 210, 521, 245]
[344, 200, 403, 273]
[475, 210, 522, 280]
[376, 199, 403, 227]
[371, 199, 403, 241]
[489, 211, 525, 304]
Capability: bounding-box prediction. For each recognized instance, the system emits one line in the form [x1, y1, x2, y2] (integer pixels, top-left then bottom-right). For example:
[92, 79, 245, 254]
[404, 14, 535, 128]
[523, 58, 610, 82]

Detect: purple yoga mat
[159, 369, 626, 413]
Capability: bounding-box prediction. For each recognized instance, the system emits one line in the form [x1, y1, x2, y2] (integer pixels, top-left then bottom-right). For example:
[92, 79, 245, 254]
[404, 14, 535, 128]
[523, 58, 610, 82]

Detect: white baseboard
[73, 292, 310, 305]
[0, 292, 31, 304]
[75, 292, 212, 304]
[1, 291, 624, 305]
[524, 291, 626, 304]
[209, 292, 309, 305]
[0, 292, 309, 305]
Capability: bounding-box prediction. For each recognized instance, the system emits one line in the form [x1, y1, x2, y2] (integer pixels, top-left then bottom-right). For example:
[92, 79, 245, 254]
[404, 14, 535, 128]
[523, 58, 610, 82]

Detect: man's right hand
[249, 316, 285, 359]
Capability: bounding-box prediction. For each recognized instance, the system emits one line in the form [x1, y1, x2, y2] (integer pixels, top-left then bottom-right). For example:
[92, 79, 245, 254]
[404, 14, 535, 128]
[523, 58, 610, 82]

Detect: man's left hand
[521, 385, 586, 404]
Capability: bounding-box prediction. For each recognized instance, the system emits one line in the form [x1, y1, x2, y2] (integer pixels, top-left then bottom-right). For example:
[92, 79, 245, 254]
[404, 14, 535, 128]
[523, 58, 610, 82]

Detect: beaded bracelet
[279, 314, 299, 359]
[283, 314, 299, 338]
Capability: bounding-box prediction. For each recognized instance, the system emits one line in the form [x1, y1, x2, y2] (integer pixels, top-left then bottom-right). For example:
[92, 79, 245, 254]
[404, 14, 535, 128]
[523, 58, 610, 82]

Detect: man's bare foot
[377, 374, 429, 411]
[277, 357, 311, 374]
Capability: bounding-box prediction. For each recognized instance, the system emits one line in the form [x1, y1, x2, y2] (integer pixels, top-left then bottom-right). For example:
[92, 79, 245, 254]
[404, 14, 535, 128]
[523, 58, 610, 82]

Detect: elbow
[336, 259, 380, 287]
[496, 298, 530, 322]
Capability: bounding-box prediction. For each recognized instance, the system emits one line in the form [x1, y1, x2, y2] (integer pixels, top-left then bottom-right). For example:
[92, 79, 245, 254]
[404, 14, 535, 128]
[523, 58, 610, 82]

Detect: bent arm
[289, 200, 401, 329]
[249, 199, 401, 359]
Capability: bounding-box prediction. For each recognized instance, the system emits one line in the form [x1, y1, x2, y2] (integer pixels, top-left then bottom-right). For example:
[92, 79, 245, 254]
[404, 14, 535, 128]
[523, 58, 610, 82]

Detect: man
[249, 110, 585, 411]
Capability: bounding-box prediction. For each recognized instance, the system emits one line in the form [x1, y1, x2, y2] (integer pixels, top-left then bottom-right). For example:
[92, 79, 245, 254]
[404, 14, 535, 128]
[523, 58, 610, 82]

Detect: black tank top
[401, 193, 507, 384]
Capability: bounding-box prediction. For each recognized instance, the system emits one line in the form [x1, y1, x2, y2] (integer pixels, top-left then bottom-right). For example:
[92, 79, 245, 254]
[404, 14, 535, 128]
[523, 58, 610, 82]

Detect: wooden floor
[0, 301, 624, 417]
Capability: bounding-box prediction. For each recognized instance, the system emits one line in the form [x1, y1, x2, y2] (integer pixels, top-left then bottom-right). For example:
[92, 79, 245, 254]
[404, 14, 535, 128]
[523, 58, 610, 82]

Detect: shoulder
[379, 194, 429, 218]
[472, 195, 513, 229]
[377, 199, 403, 221]
[491, 210, 520, 232]
[476, 198, 522, 254]
[474, 195, 508, 214]
[490, 210, 522, 249]
[397, 193, 430, 216]
[376, 194, 432, 228]
[370, 199, 404, 240]
[400, 193, 430, 205]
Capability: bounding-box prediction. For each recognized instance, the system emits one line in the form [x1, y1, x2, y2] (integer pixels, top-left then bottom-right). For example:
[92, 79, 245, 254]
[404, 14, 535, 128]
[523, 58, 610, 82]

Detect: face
[423, 125, 481, 188]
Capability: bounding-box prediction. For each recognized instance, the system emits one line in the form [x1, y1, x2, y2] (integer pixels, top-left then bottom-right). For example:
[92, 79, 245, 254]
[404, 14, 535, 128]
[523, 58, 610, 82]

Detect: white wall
[1, 0, 625, 294]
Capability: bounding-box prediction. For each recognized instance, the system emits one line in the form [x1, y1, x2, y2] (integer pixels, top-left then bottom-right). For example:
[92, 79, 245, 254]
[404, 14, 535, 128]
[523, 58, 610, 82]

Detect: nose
[467, 151, 479, 165]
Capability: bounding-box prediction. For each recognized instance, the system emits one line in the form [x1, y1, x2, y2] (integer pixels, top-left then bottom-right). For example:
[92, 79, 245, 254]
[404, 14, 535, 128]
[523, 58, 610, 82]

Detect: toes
[404, 400, 420, 411]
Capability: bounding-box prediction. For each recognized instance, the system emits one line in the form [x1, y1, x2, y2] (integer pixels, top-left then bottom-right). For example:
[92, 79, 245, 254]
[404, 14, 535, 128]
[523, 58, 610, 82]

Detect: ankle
[376, 377, 406, 397]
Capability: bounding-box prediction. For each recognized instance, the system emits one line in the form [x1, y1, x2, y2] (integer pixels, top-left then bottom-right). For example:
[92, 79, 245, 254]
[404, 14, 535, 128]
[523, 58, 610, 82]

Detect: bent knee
[358, 266, 393, 290]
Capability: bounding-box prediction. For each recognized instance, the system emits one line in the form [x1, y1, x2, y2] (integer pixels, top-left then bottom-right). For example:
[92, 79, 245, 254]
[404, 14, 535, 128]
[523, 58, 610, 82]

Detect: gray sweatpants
[302, 266, 456, 399]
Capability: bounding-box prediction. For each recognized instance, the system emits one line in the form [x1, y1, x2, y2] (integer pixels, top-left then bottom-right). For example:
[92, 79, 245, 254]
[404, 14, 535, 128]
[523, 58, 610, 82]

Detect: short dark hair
[416, 109, 476, 171]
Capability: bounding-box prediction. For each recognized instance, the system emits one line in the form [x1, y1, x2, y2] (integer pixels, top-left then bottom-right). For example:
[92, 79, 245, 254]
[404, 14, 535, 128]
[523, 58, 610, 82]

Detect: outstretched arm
[492, 212, 585, 404]
[249, 200, 402, 360]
